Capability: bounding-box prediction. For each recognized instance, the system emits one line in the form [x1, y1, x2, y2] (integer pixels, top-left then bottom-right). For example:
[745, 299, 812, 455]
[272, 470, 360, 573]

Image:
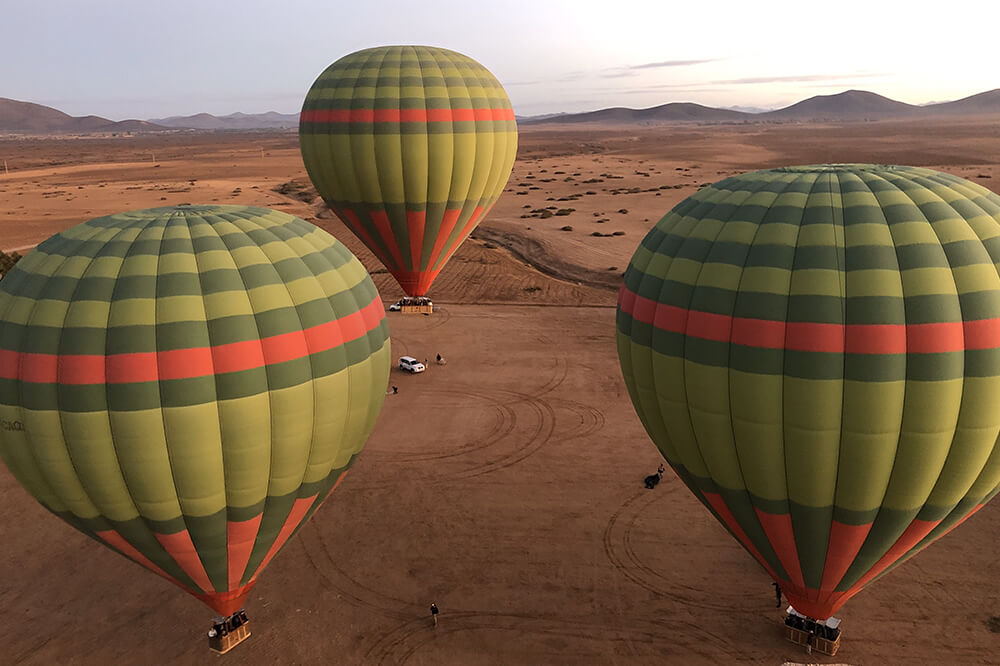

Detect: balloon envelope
[616, 165, 1000, 619]
[300, 45, 518, 297]
[0, 205, 390, 615]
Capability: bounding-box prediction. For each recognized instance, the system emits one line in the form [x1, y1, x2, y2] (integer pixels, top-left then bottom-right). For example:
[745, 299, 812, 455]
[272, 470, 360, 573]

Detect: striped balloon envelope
[616, 165, 1000, 620]
[0, 205, 390, 617]
[299, 45, 518, 297]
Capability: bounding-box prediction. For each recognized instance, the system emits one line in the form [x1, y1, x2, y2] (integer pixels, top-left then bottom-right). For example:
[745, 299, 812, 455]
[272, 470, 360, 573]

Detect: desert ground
[2, 118, 1000, 665]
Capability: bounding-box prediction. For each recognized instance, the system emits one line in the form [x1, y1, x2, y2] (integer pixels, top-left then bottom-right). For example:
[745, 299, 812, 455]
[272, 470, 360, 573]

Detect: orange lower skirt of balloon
[196, 583, 256, 617]
[392, 269, 441, 299]
[782, 585, 859, 621]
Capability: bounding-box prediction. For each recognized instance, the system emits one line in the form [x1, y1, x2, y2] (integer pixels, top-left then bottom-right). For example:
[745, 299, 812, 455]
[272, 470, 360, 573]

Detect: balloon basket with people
[391, 296, 434, 314]
[207, 610, 251, 654]
[783, 607, 841, 656]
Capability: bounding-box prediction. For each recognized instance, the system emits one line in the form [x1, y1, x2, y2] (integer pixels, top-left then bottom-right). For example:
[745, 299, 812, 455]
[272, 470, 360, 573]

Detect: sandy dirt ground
[2, 119, 1000, 665]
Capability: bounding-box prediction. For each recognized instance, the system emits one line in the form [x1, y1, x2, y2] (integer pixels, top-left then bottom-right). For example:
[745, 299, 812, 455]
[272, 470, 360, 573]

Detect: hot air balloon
[0, 205, 390, 649]
[616, 165, 1000, 629]
[299, 45, 518, 299]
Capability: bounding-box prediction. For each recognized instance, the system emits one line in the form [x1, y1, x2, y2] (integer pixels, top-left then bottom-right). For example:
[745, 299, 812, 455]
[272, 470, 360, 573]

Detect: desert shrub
[612, 231, 626, 236]
[560, 226, 573, 231]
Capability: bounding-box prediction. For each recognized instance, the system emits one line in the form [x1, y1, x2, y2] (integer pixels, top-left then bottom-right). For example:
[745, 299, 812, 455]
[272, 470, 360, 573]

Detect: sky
[3, 0, 999, 120]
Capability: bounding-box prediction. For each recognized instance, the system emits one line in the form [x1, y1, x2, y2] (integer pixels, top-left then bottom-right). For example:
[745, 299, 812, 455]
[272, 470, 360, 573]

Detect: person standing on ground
[392, 385, 398, 395]
[773, 581, 782, 608]
[430, 603, 439, 627]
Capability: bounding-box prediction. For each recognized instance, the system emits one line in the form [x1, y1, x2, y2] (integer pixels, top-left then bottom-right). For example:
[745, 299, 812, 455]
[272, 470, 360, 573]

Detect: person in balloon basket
[430, 603, 439, 627]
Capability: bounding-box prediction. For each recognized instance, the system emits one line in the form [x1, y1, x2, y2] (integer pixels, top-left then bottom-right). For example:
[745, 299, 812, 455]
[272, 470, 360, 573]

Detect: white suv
[398, 356, 426, 373]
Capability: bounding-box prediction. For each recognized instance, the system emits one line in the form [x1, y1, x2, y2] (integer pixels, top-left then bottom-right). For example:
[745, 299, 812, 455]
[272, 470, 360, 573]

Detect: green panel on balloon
[0, 205, 390, 618]
[616, 165, 1000, 620]
[300, 45, 518, 297]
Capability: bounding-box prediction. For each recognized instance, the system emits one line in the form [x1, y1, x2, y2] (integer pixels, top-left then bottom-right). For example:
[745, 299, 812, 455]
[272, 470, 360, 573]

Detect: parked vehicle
[398, 356, 426, 373]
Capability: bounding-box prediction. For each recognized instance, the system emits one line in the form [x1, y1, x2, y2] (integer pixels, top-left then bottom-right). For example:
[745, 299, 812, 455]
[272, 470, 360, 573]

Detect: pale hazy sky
[4, 0, 999, 120]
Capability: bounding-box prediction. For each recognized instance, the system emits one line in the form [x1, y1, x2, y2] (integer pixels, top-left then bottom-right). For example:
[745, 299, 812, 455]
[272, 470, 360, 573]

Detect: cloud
[631, 58, 721, 70]
[712, 72, 886, 85]
[601, 70, 640, 79]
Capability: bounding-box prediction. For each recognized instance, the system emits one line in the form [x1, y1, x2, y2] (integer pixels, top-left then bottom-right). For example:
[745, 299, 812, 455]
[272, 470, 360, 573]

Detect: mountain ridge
[2, 88, 999, 133]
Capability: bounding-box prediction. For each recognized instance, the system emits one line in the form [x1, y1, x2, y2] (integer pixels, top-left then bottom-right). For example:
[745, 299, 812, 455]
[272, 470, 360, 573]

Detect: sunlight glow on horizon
[4, 0, 999, 120]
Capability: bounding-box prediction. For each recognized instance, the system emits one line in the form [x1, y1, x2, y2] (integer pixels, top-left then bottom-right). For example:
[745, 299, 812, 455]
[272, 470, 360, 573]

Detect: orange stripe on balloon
[249, 495, 317, 583]
[0, 299, 385, 385]
[618, 287, 1000, 354]
[846, 518, 942, 595]
[300, 108, 516, 124]
[196, 583, 257, 617]
[155, 530, 215, 594]
[406, 210, 426, 271]
[390, 268, 441, 298]
[337, 207, 388, 267]
[753, 508, 805, 591]
[437, 205, 486, 270]
[227, 515, 263, 592]
[703, 492, 781, 582]
[369, 210, 406, 270]
[819, 520, 872, 592]
[426, 208, 462, 272]
[96, 529, 186, 589]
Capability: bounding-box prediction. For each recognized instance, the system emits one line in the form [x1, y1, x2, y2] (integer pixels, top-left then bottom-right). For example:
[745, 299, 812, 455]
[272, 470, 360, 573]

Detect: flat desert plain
[1, 118, 1000, 665]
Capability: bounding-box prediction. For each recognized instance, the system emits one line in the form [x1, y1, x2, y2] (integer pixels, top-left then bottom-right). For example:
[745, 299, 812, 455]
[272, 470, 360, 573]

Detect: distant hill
[148, 111, 299, 130]
[923, 88, 1000, 115]
[0, 98, 163, 133]
[760, 90, 920, 120]
[520, 88, 1000, 125]
[527, 102, 747, 125]
[4, 87, 1000, 133]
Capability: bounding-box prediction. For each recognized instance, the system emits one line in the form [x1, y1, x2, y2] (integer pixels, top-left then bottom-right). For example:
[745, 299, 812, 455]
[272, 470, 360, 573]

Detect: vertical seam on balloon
[104, 212, 200, 590]
[412, 44, 429, 275]
[280, 218, 342, 488]
[368, 45, 402, 270]
[155, 209, 212, 593]
[13, 221, 110, 520]
[233, 212, 317, 573]
[216, 211, 275, 585]
[349, 47, 398, 269]
[823, 169, 848, 601]
[671, 185, 754, 528]
[901, 175, 982, 513]
[190, 208, 232, 591]
[779, 171, 830, 592]
[921, 173, 1000, 516]
[95, 215, 151, 534]
[394, 45, 414, 272]
[725, 171, 803, 585]
[423, 47, 451, 277]
[836, 169, 918, 590]
[58, 220, 130, 521]
[434, 49, 478, 271]
[290, 226, 351, 477]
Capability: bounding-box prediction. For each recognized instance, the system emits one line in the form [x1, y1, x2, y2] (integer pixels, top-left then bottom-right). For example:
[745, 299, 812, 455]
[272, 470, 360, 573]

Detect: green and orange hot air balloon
[299, 45, 518, 297]
[617, 165, 1000, 621]
[0, 205, 390, 621]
